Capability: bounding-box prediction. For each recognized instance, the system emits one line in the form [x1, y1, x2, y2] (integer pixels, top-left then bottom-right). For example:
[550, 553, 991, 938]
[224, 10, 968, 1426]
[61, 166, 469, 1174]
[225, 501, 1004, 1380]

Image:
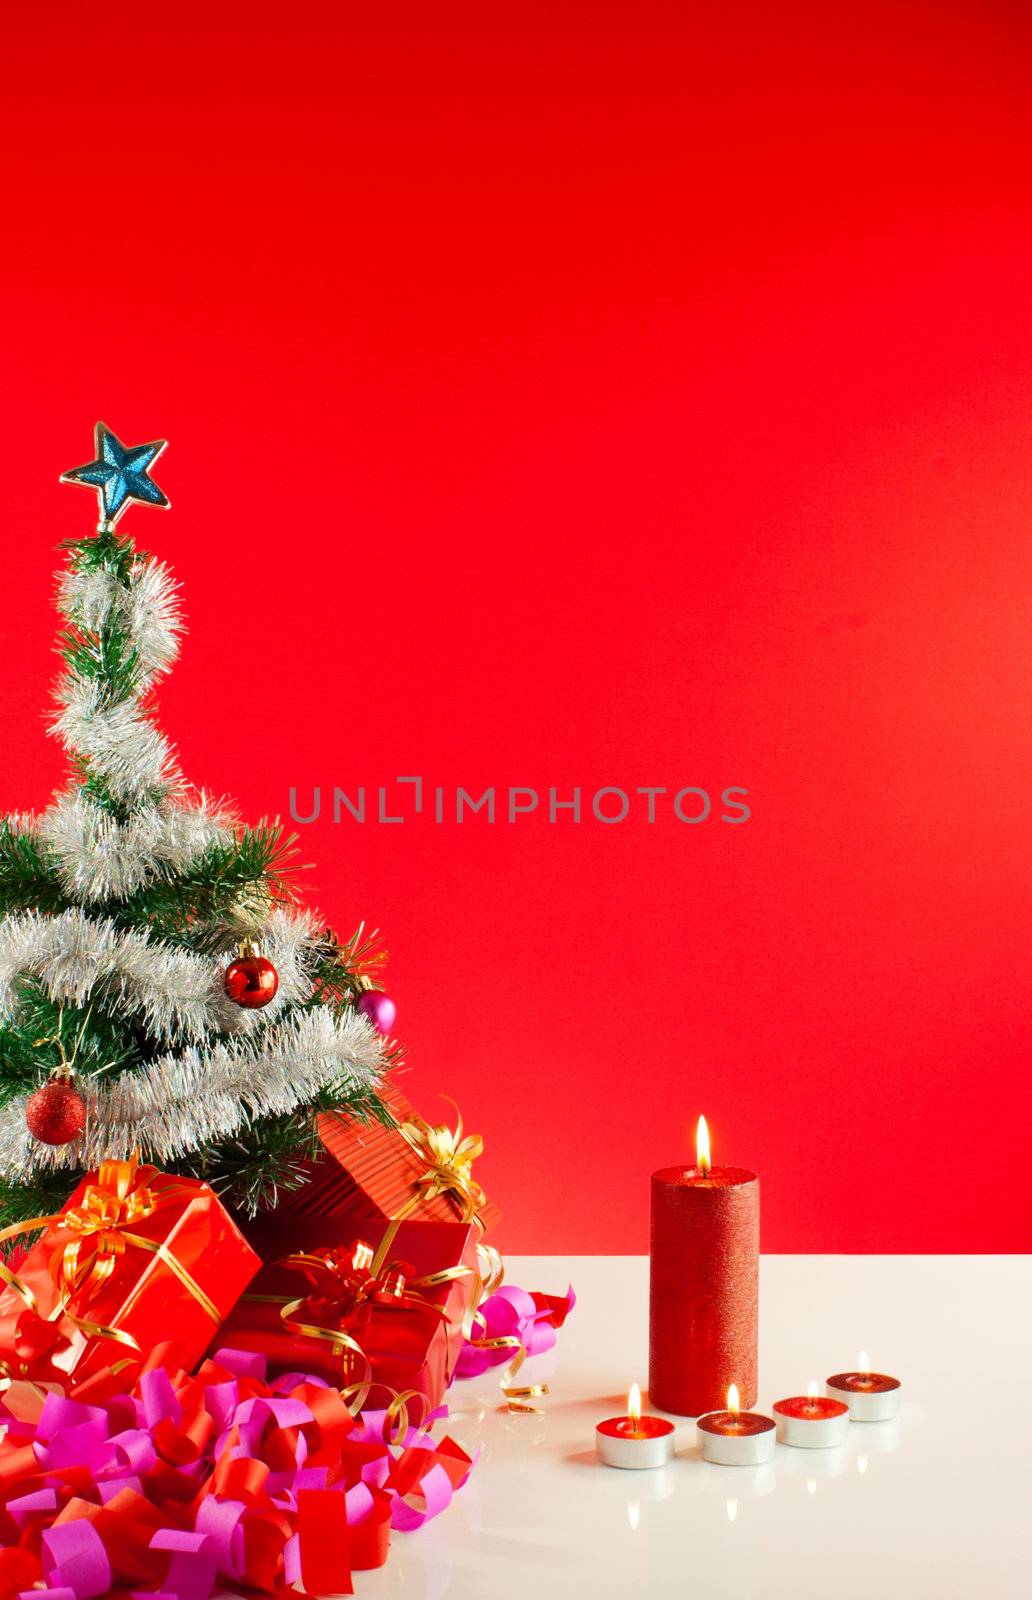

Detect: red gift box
[221, 1216, 480, 1417]
[0, 1156, 260, 1383]
[263, 1082, 501, 1236]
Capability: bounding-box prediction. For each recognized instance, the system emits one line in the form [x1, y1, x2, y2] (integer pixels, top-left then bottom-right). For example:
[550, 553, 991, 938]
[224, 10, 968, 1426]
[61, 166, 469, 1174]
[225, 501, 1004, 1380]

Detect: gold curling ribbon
[0, 1359, 53, 1412]
[0, 1154, 221, 1355]
[464, 1242, 549, 1414]
[0, 1256, 38, 1314]
[475, 1241, 505, 1299]
[0, 1363, 48, 1401]
[396, 1099, 488, 1228]
[465, 1322, 549, 1415]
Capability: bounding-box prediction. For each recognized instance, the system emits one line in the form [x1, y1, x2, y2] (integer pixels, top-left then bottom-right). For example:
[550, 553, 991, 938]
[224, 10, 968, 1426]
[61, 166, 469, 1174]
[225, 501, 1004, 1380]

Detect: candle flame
[726, 1497, 738, 1523]
[628, 1383, 641, 1423]
[726, 1383, 740, 1415]
[858, 1350, 870, 1376]
[807, 1379, 818, 1400]
[627, 1499, 640, 1532]
[697, 1114, 711, 1174]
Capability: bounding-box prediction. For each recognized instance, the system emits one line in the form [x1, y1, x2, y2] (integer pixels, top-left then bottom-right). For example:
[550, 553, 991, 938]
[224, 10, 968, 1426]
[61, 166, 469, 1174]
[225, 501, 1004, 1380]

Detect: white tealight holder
[697, 1409, 775, 1466]
[774, 1391, 850, 1449]
[826, 1369, 901, 1423]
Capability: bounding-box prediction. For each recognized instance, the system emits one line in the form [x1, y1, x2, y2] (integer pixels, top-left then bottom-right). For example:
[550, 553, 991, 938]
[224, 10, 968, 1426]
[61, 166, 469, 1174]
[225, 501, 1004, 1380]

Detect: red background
[2, 3, 1030, 1252]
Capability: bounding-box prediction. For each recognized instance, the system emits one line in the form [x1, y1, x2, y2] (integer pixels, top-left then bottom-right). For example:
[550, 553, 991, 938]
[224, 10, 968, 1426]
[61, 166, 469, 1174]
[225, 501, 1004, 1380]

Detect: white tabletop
[378, 1254, 1031, 1599]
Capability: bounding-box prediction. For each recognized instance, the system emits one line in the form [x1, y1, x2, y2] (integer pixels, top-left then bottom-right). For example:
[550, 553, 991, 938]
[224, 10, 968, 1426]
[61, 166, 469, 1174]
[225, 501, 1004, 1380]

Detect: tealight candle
[596, 1384, 676, 1470]
[826, 1352, 902, 1422]
[774, 1380, 850, 1448]
[697, 1384, 775, 1466]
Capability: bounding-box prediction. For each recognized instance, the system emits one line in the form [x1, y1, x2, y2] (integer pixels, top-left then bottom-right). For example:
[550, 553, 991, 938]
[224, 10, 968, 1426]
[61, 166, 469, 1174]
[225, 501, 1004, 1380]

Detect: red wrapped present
[220, 1215, 481, 1418]
[0, 1155, 260, 1383]
[262, 1082, 501, 1237]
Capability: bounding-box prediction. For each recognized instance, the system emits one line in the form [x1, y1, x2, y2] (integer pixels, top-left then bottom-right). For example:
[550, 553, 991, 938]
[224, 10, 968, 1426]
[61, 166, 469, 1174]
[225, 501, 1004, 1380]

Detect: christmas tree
[0, 424, 397, 1228]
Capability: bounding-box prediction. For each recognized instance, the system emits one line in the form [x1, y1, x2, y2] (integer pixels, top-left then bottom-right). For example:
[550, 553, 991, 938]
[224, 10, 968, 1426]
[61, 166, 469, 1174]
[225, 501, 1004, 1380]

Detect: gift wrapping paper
[268, 1082, 502, 1234]
[223, 1216, 481, 1415]
[0, 1159, 260, 1382]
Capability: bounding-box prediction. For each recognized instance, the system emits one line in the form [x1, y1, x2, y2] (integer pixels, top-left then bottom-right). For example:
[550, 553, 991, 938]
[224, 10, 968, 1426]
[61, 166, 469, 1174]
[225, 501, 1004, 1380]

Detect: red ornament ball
[26, 1077, 87, 1146]
[224, 952, 279, 1008]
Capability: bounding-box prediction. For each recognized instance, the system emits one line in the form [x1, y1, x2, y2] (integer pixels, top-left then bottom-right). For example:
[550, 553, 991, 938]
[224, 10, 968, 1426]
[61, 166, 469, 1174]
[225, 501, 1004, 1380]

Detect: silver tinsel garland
[0, 1006, 384, 1178]
[57, 557, 183, 686]
[49, 556, 185, 805]
[36, 790, 235, 903]
[0, 905, 320, 1044]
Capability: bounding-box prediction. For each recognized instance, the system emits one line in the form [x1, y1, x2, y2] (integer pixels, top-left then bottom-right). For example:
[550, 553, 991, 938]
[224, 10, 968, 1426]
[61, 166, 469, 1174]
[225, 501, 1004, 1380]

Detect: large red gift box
[0, 1157, 260, 1382]
[263, 1082, 501, 1236]
[221, 1215, 480, 1416]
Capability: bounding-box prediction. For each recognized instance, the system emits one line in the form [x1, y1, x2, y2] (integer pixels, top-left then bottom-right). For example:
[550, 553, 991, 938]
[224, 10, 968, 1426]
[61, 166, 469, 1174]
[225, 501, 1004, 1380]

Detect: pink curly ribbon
[0, 1346, 473, 1598]
[454, 1284, 576, 1381]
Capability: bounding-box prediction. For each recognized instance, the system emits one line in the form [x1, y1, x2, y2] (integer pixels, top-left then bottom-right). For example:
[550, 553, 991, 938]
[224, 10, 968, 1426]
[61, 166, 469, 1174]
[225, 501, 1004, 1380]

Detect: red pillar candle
[649, 1116, 759, 1417]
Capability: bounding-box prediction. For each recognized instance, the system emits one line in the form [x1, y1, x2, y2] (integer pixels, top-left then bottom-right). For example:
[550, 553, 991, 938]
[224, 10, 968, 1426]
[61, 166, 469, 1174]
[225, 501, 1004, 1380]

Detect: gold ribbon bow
[0, 1154, 221, 1357]
[245, 1220, 473, 1439]
[397, 1099, 488, 1227]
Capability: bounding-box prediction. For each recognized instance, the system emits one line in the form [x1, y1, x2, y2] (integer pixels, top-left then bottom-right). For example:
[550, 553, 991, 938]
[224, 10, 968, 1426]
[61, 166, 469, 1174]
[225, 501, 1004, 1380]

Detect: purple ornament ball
[358, 989, 397, 1034]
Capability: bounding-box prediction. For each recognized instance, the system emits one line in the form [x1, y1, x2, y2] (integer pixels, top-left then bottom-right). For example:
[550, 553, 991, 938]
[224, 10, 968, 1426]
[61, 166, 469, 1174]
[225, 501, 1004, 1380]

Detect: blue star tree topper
[61, 422, 169, 527]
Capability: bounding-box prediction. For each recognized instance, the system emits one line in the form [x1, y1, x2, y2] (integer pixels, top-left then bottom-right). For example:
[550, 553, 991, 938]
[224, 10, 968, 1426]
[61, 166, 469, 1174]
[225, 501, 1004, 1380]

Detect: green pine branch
[0, 985, 145, 1107]
[60, 523, 138, 581]
[77, 769, 139, 821]
[0, 1173, 79, 1243]
[0, 822, 68, 917]
[112, 823, 300, 942]
[58, 622, 141, 707]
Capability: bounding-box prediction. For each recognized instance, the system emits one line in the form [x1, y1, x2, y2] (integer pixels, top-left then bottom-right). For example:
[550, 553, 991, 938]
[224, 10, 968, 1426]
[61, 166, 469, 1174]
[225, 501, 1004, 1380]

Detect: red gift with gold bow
[0, 1156, 260, 1385]
[220, 1215, 481, 1418]
[260, 1083, 501, 1239]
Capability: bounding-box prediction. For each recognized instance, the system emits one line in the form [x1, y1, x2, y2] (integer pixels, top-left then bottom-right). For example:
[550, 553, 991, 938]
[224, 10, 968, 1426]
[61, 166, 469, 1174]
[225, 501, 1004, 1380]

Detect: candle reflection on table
[699, 1460, 777, 1499]
[779, 1440, 849, 1480]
